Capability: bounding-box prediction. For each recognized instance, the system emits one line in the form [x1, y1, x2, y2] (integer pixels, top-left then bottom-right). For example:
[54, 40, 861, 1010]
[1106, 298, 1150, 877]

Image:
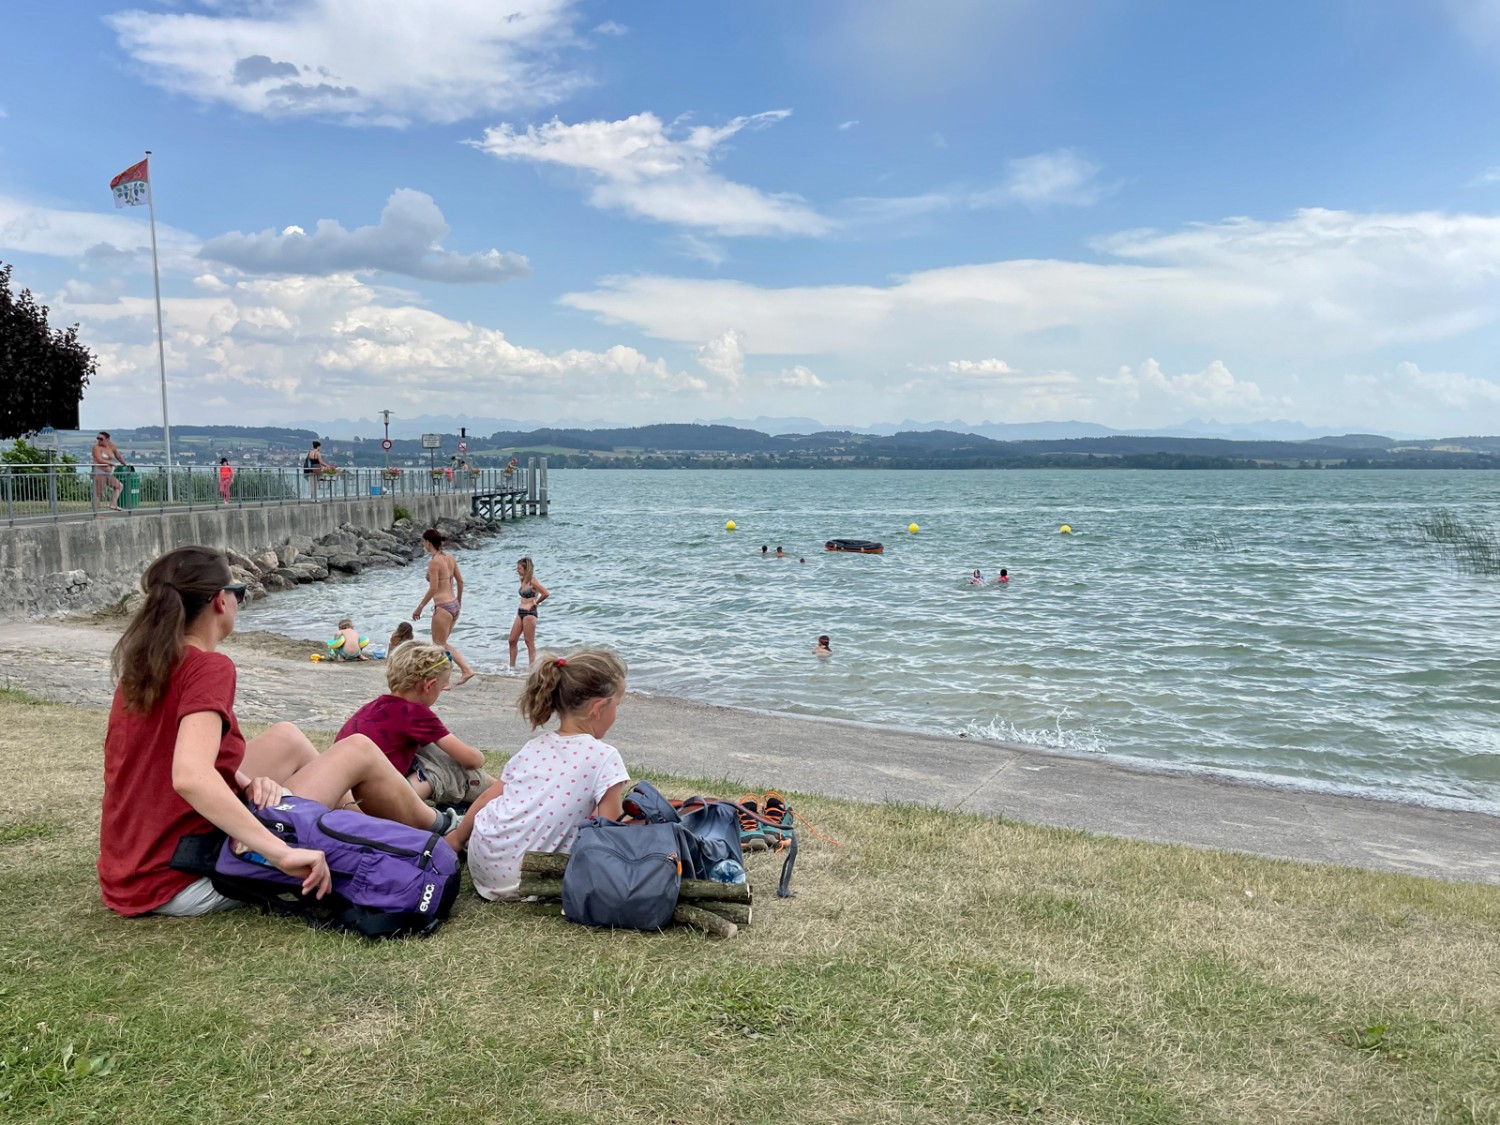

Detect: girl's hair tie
[555, 657, 566, 667]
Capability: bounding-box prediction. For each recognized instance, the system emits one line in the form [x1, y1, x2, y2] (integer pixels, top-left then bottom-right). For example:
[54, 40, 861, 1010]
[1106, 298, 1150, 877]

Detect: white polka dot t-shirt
[468, 731, 630, 901]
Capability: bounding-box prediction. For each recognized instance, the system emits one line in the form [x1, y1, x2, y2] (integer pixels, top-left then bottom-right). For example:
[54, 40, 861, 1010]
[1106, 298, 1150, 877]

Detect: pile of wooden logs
[519, 851, 752, 939]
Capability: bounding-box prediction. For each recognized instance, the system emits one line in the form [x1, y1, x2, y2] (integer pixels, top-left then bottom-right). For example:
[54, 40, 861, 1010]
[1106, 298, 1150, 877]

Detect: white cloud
[471, 110, 828, 236]
[940, 358, 1015, 376]
[974, 148, 1108, 208]
[593, 20, 628, 35]
[838, 120, 859, 131]
[1474, 165, 1500, 184]
[108, 0, 587, 126]
[199, 189, 529, 283]
[1099, 359, 1285, 417]
[63, 273, 712, 425]
[0, 195, 202, 269]
[695, 329, 745, 389]
[57, 278, 128, 305]
[1342, 362, 1500, 432]
[774, 364, 824, 389]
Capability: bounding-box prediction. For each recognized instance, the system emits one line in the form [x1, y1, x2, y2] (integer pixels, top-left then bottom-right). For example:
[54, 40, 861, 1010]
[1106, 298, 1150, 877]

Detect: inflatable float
[825, 539, 884, 554]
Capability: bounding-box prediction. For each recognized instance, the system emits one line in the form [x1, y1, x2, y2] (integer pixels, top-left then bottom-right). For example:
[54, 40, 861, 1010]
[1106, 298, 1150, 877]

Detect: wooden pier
[472, 456, 549, 523]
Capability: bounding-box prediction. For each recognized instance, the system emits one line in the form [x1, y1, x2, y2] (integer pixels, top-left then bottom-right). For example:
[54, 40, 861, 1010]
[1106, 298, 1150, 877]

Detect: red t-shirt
[336, 695, 450, 776]
[99, 647, 247, 916]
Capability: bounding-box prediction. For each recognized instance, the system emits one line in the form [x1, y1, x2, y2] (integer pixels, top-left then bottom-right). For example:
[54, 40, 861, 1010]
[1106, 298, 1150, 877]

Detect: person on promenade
[217, 458, 233, 504]
[508, 556, 550, 673]
[92, 431, 127, 511]
[388, 621, 414, 653]
[813, 634, 832, 657]
[331, 618, 368, 661]
[98, 546, 462, 919]
[337, 643, 488, 805]
[412, 529, 477, 685]
[444, 650, 631, 901]
[302, 440, 324, 500]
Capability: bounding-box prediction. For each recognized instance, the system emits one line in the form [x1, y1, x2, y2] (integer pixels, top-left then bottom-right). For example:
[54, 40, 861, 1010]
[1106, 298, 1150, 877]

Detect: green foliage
[0, 821, 58, 845]
[392, 504, 412, 523]
[2, 436, 78, 472]
[1409, 509, 1500, 575]
[0, 262, 96, 439]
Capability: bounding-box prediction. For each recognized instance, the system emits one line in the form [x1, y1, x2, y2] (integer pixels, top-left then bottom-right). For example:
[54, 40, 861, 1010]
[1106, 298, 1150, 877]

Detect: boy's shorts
[411, 745, 494, 807]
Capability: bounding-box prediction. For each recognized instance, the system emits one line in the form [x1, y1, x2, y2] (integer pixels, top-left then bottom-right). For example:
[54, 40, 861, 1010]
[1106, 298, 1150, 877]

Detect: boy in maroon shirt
[337, 642, 488, 803]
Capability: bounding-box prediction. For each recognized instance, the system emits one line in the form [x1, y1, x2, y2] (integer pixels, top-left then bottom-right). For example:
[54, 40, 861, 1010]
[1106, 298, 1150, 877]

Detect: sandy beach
[3, 617, 1497, 886]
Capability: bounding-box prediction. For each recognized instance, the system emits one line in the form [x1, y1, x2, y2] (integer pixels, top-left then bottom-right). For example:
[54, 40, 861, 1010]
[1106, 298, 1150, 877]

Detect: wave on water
[961, 708, 1108, 755]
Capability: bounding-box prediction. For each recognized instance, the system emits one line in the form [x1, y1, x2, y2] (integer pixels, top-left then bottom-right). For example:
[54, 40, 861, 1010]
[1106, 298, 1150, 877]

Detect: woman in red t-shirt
[100, 546, 461, 918]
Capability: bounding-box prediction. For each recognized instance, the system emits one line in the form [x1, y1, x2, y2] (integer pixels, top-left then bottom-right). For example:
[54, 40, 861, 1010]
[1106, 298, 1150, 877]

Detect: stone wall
[0, 495, 475, 619]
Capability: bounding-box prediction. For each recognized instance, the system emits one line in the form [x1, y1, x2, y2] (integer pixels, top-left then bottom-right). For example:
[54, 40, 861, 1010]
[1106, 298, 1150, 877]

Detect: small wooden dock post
[538, 457, 549, 516]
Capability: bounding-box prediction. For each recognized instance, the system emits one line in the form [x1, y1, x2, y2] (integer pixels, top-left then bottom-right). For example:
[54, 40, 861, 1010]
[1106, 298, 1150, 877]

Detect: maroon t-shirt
[336, 695, 450, 775]
[99, 647, 246, 916]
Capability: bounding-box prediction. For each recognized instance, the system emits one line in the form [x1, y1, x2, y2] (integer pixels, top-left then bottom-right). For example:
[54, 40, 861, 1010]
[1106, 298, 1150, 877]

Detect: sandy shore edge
[3, 618, 1498, 886]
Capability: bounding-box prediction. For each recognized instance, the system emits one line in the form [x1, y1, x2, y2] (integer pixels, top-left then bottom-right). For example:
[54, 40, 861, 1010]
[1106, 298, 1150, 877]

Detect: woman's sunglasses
[222, 584, 248, 605]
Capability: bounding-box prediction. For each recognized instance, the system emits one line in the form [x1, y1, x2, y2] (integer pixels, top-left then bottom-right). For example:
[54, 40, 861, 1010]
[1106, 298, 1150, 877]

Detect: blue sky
[4, 0, 1500, 435]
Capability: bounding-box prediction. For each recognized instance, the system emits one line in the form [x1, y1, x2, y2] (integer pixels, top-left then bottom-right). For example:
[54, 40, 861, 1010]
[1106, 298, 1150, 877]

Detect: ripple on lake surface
[243, 469, 1500, 814]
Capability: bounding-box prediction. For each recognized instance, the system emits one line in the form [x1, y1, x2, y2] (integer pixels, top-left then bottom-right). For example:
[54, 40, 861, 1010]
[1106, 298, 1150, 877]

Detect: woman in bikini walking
[508, 556, 549, 673]
[412, 529, 477, 685]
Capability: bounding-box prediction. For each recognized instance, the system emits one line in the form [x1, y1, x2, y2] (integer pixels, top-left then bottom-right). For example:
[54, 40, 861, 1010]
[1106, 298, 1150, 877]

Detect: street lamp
[381, 409, 391, 471]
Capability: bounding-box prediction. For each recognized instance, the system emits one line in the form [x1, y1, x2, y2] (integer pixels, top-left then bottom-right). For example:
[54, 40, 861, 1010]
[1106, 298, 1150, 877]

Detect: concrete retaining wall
[0, 495, 472, 619]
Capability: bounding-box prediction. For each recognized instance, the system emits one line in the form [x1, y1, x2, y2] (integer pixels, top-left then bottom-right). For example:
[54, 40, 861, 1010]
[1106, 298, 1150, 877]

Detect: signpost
[380, 439, 393, 451]
[421, 433, 441, 488]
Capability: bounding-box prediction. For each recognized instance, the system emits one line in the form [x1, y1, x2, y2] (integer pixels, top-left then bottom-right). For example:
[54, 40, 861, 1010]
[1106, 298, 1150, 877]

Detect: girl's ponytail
[516, 649, 627, 729]
[112, 546, 232, 713]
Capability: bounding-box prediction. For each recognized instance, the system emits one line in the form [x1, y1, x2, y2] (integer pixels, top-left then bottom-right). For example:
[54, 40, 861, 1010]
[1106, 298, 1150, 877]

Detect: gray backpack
[561, 818, 695, 931]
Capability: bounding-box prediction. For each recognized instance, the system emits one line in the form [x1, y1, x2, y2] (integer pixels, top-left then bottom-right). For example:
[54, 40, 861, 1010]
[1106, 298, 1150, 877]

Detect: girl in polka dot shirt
[448, 650, 632, 901]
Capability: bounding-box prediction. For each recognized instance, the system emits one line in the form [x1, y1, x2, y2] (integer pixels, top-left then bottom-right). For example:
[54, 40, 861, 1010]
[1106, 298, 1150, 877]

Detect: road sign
[380, 439, 393, 451]
[457, 441, 468, 453]
[37, 426, 58, 450]
[420, 433, 442, 449]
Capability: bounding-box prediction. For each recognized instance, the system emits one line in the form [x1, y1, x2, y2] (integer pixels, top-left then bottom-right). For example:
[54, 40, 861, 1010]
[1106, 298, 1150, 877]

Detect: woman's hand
[273, 847, 332, 899]
[411, 606, 423, 620]
[242, 776, 286, 809]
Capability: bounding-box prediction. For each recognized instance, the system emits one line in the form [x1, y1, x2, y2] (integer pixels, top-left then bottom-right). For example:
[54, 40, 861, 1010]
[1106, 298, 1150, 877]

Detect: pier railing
[0, 462, 534, 526]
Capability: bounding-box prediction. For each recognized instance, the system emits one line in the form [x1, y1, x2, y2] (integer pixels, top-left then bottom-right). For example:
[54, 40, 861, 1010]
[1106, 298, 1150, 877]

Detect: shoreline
[3, 617, 1498, 885]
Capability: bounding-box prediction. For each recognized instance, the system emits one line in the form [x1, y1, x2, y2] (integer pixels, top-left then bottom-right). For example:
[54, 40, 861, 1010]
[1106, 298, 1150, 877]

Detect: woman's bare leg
[507, 616, 522, 669]
[522, 615, 538, 666]
[283, 734, 441, 830]
[431, 608, 475, 684]
[241, 722, 354, 806]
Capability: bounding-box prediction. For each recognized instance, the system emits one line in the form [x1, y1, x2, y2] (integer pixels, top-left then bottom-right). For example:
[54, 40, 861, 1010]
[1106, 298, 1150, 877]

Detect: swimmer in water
[969, 569, 985, 585]
[996, 568, 1009, 584]
[775, 546, 786, 558]
[812, 634, 831, 657]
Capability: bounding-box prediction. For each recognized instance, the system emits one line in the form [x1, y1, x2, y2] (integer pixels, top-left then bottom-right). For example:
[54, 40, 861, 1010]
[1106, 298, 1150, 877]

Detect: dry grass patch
[1, 691, 1498, 1124]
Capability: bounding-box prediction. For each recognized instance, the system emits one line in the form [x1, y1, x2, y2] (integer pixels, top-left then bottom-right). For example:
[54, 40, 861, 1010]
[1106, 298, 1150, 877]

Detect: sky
[4, 0, 1500, 436]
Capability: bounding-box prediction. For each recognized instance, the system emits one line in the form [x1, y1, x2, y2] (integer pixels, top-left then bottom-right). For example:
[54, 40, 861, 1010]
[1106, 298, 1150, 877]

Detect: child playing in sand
[331, 618, 367, 661]
[388, 621, 414, 652]
[445, 650, 632, 901]
[336, 642, 489, 806]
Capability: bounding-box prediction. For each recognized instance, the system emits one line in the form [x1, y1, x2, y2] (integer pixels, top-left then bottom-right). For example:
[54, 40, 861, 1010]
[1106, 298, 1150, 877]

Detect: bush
[393, 504, 411, 523]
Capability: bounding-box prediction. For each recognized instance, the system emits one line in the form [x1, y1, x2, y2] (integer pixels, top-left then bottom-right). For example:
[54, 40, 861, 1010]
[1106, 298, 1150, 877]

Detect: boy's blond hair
[386, 642, 452, 694]
[338, 618, 354, 631]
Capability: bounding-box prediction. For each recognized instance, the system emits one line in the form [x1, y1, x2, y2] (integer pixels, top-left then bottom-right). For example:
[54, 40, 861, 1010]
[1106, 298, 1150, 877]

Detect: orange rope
[789, 808, 844, 847]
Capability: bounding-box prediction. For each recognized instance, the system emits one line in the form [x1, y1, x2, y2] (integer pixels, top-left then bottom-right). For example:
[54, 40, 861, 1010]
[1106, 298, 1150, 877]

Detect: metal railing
[1, 462, 532, 526]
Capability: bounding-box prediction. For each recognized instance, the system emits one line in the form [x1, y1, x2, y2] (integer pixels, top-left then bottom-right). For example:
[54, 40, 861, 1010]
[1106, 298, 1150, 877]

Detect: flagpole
[143, 149, 174, 501]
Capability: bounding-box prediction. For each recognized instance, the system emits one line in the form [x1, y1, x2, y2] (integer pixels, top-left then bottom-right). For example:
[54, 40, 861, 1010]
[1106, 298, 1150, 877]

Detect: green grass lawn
[2, 690, 1498, 1124]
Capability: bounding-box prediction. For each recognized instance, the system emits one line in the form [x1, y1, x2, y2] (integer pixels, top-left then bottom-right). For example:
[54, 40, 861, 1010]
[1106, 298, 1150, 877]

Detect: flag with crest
[109, 158, 150, 208]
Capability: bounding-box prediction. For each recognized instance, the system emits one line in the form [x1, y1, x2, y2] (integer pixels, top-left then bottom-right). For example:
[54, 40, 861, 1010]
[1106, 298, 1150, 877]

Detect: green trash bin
[113, 464, 140, 509]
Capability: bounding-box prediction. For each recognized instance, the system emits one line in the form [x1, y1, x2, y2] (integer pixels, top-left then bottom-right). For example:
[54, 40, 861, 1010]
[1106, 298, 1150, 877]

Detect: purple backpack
[212, 795, 460, 939]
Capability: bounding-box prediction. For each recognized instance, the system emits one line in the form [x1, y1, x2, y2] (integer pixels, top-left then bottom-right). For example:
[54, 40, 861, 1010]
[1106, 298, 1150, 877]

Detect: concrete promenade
[3, 620, 1496, 887]
[0, 493, 471, 618]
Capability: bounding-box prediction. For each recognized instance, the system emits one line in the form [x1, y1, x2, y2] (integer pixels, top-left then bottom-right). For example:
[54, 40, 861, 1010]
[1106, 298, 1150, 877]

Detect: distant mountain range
[296, 413, 1426, 443]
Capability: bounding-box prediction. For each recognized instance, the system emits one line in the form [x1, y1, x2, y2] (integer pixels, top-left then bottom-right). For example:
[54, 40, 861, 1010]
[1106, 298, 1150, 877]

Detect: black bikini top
[519, 585, 537, 599]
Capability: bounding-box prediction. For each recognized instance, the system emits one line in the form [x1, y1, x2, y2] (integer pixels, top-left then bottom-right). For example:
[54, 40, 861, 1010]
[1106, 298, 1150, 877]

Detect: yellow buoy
[1060, 524, 1072, 534]
[725, 520, 737, 531]
[908, 523, 919, 534]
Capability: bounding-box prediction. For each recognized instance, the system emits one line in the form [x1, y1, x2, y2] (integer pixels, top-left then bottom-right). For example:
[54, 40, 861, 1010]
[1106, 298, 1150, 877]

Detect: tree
[0, 262, 96, 439]
[2, 435, 78, 472]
